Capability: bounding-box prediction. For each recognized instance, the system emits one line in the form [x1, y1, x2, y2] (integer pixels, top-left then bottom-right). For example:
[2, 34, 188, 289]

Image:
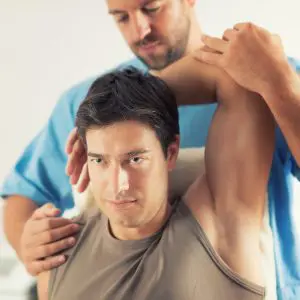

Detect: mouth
[139, 41, 160, 53]
[107, 199, 137, 209]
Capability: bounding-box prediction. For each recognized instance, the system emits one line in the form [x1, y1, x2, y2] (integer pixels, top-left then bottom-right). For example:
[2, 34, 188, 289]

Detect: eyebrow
[108, 9, 125, 15]
[87, 149, 150, 158]
[126, 149, 150, 157]
[108, 0, 159, 15]
[88, 152, 103, 158]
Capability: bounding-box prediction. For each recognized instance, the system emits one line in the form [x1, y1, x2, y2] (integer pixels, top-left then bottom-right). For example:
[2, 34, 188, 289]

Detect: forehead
[86, 120, 160, 155]
[106, 0, 162, 11]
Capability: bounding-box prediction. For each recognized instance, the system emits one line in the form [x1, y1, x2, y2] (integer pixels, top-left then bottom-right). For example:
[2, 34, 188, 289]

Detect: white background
[0, 0, 300, 297]
[0, 0, 300, 183]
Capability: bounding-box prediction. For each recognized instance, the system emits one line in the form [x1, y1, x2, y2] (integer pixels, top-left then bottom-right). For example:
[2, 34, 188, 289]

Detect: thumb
[32, 203, 61, 220]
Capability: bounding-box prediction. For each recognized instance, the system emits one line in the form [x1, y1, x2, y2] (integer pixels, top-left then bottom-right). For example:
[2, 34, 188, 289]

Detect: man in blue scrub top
[1, 1, 300, 299]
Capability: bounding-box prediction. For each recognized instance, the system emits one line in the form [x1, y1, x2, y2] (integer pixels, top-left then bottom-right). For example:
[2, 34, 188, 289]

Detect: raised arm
[185, 74, 275, 285]
[152, 52, 219, 105]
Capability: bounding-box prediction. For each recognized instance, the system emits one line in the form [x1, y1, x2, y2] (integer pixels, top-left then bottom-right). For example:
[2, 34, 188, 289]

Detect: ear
[167, 135, 180, 171]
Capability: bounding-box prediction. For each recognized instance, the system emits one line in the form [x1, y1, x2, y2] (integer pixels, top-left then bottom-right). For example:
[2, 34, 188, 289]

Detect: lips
[139, 41, 160, 53]
[108, 199, 136, 205]
[107, 199, 137, 211]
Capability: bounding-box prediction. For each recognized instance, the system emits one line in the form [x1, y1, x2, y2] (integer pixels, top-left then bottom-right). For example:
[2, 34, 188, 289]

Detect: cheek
[119, 26, 136, 47]
[88, 165, 106, 197]
[141, 161, 168, 195]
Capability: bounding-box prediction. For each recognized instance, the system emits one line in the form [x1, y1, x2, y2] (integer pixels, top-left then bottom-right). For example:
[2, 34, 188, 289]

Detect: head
[106, 0, 198, 70]
[76, 68, 179, 236]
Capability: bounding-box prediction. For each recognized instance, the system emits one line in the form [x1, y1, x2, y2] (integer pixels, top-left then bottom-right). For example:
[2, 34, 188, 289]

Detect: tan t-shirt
[49, 200, 265, 300]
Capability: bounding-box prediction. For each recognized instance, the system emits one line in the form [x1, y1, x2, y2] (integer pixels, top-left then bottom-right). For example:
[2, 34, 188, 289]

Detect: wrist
[260, 60, 299, 103]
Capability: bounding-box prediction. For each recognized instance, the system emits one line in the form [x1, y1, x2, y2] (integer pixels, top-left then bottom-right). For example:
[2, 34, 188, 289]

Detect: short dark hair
[76, 68, 179, 157]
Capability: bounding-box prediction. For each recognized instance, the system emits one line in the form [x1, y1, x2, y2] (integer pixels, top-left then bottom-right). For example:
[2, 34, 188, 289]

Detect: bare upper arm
[37, 271, 50, 300]
[153, 53, 220, 106]
[184, 76, 275, 285]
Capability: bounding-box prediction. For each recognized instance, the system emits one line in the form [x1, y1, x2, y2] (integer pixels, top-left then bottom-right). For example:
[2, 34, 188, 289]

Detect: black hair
[76, 67, 179, 157]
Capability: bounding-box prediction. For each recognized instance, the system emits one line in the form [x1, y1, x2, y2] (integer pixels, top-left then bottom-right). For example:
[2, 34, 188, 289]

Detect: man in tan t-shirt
[37, 53, 274, 299]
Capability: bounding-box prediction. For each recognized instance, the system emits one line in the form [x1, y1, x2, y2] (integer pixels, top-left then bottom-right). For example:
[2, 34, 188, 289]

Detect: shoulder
[48, 208, 102, 297]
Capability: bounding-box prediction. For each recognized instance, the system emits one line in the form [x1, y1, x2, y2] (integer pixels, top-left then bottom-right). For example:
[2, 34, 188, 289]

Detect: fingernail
[45, 203, 55, 209]
[58, 256, 65, 263]
[68, 237, 76, 245]
[72, 224, 81, 230]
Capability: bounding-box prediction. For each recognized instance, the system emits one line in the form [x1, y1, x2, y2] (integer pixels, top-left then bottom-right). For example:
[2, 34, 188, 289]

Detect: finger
[31, 203, 61, 220]
[65, 127, 78, 154]
[201, 35, 228, 54]
[77, 163, 90, 193]
[222, 29, 237, 41]
[234, 22, 262, 33]
[233, 22, 250, 31]
[32, 223, 81, 246]
[193, 49, 222, 67]
[70, 153, 87, 185]
[200, 45, 219, 53]
[30, 236, 76, 260]
[30, 217, 74, 235]
[65, 139, 86, 176]
[29, 255, 66, 275]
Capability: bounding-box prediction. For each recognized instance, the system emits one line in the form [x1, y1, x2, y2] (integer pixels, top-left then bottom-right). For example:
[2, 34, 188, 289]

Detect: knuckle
[61, 238, 71, 248]
[39, 245, 49, 258]
[224, 28, 231, 35]
[46, 230, 55, 242]
[245, 22, 254, 31]
[47, 218, 58, 229]
[42, 260, 51, 272]
[44, 218, 51, 229]
[73, 140, 83, 154]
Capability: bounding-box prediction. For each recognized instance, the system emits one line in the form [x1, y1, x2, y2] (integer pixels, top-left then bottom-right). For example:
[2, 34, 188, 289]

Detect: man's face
[86, 120, 178, 229]
[107, 0, 192, 70]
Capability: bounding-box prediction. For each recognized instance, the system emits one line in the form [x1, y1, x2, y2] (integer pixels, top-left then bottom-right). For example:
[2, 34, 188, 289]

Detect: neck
[184, 12, 204, 55]
[109, 201, 171, 241]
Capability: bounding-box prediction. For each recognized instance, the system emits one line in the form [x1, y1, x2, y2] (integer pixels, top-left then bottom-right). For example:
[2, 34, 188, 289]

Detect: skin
[5, 0, 300, 280]
[107, 0, 199, 70]
[194, 22, 300, 165]
[4, 0, 202, 276]
[86, 121, 178, 240]
[37, 67, 275, 299]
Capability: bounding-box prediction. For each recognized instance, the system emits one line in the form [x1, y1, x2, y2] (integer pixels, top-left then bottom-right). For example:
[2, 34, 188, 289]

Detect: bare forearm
[37, 271, 50, 300]
[3, 196, 38, 258]
[154, 55, 219, 106]
[262, 66, 300, 166]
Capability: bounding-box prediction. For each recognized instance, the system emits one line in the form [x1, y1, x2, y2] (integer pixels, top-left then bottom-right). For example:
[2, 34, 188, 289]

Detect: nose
[108, 164, 130, 197]
[130, 12, 151, 42]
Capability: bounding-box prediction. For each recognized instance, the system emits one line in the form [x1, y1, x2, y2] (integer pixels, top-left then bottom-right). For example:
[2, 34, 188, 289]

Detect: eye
[142, 5, 160, 14]
[129, 156, 144, 164]
[90, 158, 103, 165]
[116, 14, 129, 24]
